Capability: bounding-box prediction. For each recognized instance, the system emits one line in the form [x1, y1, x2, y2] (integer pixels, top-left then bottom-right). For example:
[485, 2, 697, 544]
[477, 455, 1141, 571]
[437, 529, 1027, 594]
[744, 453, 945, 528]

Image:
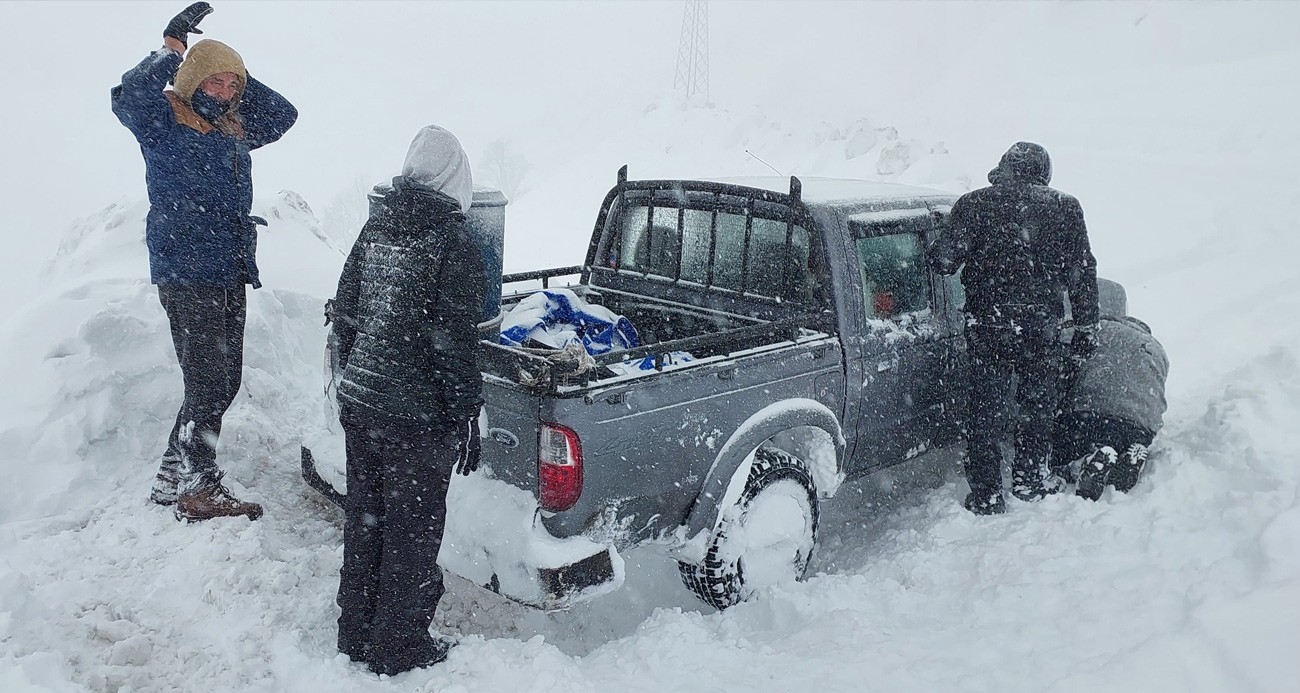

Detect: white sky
[1, 1, 1297, 323]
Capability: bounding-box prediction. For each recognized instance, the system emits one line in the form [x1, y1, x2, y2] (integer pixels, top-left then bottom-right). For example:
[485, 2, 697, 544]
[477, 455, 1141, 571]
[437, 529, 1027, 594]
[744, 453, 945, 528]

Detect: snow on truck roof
[696, 176, 955, 206]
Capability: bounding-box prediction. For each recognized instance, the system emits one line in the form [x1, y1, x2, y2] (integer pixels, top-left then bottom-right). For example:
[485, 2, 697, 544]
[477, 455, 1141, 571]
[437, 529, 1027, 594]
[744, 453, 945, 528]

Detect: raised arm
[112, 3, 214, 145]
[240, 75, 298, 149]
[110, 49, 183, 146]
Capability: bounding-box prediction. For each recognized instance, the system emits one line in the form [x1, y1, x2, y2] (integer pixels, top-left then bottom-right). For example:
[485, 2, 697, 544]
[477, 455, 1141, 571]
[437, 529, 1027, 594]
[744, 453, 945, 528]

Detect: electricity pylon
[674, 0, 709, 101]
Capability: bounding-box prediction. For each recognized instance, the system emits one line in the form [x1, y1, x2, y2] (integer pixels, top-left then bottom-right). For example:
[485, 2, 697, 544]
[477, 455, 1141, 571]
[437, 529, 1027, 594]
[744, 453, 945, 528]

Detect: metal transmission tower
[674, 0, 710, 100]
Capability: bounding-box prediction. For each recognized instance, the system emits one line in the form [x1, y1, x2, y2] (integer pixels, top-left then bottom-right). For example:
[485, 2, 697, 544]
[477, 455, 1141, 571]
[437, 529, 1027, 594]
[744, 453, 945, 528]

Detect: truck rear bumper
[301, 431, 624, 610]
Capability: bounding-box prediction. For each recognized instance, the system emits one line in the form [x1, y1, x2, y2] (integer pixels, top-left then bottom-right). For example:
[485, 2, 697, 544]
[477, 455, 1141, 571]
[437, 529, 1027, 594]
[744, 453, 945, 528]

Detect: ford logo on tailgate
[489, 428, 519, 448]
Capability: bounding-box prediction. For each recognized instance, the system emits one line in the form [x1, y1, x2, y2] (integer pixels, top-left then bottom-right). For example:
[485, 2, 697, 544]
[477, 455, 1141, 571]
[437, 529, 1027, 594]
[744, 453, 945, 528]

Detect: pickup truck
[302, 168, 1134, 610]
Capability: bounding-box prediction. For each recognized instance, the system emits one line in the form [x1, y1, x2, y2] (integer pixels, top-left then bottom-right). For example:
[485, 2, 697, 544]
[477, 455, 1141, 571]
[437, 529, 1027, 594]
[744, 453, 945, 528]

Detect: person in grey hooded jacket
[1055, 315, 1169, 500]
[330, 125, 486, 675]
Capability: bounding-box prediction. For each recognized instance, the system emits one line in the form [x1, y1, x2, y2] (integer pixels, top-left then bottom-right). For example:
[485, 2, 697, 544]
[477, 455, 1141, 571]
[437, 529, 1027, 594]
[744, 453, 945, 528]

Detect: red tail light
[538, 422, 583, 512]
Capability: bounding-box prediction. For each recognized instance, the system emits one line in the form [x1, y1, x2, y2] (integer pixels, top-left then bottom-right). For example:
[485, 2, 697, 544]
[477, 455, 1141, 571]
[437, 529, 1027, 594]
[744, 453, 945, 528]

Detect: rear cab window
[596, 187, 823, 308]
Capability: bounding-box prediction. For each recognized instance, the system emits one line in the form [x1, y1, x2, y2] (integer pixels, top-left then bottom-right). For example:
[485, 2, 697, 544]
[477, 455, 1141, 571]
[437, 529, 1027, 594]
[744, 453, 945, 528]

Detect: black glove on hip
[164, 2, 214, 49]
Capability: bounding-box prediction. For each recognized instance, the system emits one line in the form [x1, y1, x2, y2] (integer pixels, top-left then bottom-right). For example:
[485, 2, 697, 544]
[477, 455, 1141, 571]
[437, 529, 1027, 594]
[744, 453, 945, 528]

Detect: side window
[856, 233, 930, 319]
[946, 268, 966, 312]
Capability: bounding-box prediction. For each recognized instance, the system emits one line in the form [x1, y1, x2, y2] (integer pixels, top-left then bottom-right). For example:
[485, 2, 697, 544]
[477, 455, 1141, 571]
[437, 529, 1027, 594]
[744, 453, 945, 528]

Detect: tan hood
[173, 39, 247, 105]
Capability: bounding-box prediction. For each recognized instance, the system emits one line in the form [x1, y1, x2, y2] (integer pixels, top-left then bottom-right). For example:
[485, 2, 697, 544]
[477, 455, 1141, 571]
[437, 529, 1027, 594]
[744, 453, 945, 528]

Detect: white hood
[400, 125, 474, 212]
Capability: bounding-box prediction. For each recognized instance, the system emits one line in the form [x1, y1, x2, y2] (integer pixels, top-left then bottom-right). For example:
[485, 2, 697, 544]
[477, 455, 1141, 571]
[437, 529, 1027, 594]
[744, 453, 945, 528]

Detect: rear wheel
[678, 446, 819, 609]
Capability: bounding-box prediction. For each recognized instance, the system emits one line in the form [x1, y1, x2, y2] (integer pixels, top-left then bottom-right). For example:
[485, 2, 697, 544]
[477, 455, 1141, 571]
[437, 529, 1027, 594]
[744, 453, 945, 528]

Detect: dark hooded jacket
[930, 142, 1099, 331]
[332, 178, 487, 428]
[111, 47, 298, 288]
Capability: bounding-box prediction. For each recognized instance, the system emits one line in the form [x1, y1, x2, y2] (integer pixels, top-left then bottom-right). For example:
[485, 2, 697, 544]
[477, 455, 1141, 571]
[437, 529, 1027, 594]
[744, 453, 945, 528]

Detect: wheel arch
[681, 398, 844, 542]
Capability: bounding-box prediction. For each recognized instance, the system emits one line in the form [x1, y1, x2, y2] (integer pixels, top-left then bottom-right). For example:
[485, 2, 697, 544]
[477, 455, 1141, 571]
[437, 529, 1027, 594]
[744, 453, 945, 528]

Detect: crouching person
[1054, 315, 1169, 500]
[329, 126, 486, 675]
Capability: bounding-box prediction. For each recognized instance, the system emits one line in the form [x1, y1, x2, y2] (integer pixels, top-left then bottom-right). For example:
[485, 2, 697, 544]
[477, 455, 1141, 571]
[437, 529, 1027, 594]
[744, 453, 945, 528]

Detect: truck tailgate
[481, 375, 541, 492]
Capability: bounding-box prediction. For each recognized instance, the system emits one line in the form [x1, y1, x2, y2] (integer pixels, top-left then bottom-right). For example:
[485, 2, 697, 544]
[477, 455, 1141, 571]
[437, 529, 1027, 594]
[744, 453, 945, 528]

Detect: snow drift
[2, 2, 1299, 690]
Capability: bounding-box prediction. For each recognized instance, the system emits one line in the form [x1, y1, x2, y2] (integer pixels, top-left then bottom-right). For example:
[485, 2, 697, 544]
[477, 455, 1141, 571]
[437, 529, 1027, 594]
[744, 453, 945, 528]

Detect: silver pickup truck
[303, 168, 1133, 610]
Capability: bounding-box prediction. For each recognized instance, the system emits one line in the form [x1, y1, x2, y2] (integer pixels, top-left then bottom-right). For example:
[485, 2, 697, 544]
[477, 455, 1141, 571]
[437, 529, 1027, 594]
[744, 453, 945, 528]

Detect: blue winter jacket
[111, 50, 298, 288]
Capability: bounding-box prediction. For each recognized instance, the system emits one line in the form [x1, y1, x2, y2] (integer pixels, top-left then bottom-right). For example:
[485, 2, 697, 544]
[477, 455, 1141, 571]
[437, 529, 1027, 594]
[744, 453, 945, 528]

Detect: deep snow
[2, 2, 1300, 692]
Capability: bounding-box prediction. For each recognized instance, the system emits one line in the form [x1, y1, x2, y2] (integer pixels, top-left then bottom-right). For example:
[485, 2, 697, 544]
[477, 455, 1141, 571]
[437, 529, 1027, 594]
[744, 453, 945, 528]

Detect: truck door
[846, 209, 950, 473]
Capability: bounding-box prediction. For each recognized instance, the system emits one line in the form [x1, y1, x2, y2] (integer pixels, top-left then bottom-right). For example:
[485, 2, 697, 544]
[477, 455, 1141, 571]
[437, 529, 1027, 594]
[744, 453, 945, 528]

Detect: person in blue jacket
[111, 3, 297, 522]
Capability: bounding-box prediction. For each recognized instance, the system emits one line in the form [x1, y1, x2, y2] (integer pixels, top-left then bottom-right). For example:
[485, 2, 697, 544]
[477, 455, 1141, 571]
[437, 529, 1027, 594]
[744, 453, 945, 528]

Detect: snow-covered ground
[2, 2, 1299, 691]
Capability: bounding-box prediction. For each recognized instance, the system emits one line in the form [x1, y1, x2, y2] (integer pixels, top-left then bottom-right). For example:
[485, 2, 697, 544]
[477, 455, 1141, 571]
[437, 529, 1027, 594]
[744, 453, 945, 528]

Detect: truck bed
[479, 282, 834, 394]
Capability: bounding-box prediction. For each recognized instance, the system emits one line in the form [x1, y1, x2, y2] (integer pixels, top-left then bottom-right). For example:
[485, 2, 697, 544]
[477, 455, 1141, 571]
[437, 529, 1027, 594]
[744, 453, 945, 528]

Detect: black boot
[1076, 447, 1117, 501]
[367, 633, 454, 676]
[1110, 444, 1148, 493]
[963, 489, 1007, 516]
[1011, 465, 1051, 502]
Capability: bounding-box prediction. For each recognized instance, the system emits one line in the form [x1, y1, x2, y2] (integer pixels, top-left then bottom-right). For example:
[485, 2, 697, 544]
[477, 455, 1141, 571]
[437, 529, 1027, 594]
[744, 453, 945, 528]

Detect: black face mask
[191, 90, 232, 124]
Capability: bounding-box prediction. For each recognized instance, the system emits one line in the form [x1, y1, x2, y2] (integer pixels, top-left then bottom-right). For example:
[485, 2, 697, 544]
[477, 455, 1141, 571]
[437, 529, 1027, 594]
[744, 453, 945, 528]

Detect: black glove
[164, 2, 214, 49]
[454, 417, 482, 476]
[1072, 323, 1099, 361]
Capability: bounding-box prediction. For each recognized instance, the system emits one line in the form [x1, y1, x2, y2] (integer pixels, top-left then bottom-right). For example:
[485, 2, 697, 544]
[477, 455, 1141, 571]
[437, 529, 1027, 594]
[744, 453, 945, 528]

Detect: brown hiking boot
[174, 477, 263, 522]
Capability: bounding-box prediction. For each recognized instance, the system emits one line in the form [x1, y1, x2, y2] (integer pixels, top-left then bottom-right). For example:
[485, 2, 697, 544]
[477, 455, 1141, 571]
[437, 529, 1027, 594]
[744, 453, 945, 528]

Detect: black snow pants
[965, 320, 1065, 497]
[158, 284, 247, 490]
[336, 409, 462, 667]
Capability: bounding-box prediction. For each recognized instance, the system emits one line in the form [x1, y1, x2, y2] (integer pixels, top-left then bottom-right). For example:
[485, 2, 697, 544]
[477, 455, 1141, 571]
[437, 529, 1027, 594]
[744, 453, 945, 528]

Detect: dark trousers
[965, 324, 1065, 496]
[336, 411, 458, 665]
[158, 284, 247, 489]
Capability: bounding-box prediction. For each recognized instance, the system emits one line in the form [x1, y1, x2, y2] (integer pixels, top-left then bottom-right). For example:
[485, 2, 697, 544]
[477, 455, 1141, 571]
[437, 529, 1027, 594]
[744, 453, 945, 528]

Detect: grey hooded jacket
[1063, 316, 1169, 434]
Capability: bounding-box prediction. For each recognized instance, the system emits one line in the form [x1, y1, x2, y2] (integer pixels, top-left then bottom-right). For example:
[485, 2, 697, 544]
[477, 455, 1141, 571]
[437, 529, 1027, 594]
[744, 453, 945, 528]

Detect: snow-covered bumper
[300, 431, 624, 610]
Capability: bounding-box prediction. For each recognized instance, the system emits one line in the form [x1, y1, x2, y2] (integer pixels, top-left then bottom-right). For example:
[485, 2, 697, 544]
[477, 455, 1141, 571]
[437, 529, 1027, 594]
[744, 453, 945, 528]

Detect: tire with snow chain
[678, 446, 819, 610]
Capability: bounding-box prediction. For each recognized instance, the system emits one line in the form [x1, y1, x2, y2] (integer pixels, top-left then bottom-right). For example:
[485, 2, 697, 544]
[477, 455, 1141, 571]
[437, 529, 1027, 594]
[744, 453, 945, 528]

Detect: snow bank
[0, 197, 333, 526]
[2, 2, 1299, 688]
[5, 146, 1299, 693]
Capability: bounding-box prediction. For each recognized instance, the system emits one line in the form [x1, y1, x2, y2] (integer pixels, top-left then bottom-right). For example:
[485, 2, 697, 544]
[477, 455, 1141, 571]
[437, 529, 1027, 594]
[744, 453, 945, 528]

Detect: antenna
[674, 0, 710, 101]
[745, 149, 783, 176]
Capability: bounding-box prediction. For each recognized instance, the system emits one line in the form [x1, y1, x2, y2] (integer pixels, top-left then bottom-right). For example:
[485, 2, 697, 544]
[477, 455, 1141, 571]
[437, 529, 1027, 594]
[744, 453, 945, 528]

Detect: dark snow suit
[331, 179, 486, 669]
[930, 142, 1100, 499]
[112, 48, 296, 493]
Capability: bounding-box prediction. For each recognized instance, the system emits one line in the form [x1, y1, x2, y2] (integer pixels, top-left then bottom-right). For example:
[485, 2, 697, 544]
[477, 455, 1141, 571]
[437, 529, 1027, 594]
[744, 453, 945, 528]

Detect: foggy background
[2, 1, 1297, 382]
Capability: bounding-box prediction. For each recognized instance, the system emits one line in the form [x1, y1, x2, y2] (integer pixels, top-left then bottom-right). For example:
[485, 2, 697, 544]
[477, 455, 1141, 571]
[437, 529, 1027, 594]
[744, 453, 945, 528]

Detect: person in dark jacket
[930, 142, 1100, 515]
[330, 125, 486, 676]
[111, 3, 298, 522]
[1056, 315, 1169, 500]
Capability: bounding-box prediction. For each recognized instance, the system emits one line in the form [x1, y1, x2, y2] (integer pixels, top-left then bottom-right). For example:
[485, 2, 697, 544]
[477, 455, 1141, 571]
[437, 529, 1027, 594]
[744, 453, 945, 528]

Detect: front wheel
[678, 446, 819, 609]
